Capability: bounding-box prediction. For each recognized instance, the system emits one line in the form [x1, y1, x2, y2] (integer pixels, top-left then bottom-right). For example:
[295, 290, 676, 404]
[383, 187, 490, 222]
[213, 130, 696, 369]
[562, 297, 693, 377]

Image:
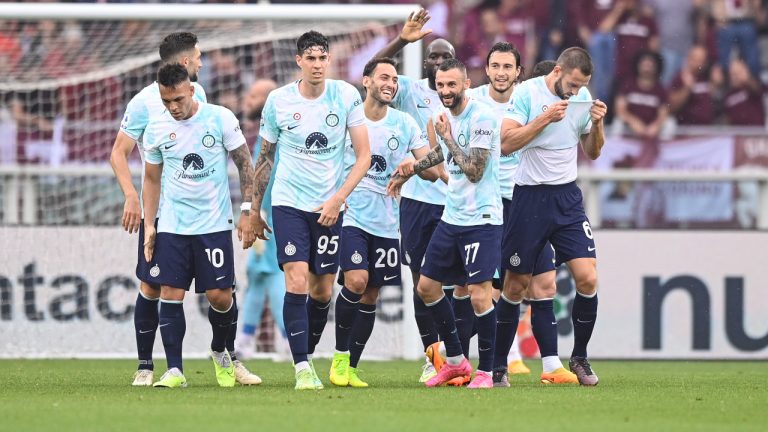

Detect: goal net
[0, 3, 423, 359]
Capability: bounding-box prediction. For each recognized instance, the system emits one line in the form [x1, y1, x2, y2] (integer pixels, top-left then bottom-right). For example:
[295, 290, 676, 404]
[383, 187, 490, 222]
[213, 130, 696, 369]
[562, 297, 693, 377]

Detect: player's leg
[419, 222, 472, 387]
[205, 287, 236, 387]
[452, 284, 474, 359]
[347, 286, 380, 388]
[132, 219, 160, 386]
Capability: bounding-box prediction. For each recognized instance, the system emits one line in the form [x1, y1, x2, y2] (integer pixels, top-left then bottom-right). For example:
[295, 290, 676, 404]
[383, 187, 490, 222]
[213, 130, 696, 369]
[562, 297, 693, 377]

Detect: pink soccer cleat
[425, 358, 472, 387]
[467, 371, 494, 389]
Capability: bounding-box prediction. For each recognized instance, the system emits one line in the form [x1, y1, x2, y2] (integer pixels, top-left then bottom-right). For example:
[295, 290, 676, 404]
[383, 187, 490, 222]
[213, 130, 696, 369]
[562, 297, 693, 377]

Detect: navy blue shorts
[273, 205, 343, 275]
[146, 230, 235, 293]
[420, 221, 502, 286]
[339, 226, 401, 287]
[502, 198, 555, 277]
[399, 197, 444, 273]
[136, 218, 160, 288]
[502, 182, 596, 275]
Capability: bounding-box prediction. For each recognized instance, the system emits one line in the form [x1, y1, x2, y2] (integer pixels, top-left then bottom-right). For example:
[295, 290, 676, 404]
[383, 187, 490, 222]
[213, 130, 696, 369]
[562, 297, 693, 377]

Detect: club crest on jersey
[387, 137, 399, 151]
[305, 132, 328, 149]
[149, 265, 160, 277]
[325, 113, 339, 127]
[201, 134, 215, 148]
[457, 133, 467, 147]
[351, 251, 363, 264]
[509, 253, 521, 267]
[285, 242, 297, 256]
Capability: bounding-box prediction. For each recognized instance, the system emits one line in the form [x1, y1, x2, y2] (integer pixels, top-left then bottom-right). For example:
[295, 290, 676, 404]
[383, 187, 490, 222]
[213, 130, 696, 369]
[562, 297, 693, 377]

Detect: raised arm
[109, 131, 141, 233]
[141, 162, 162, 262]
[250, 139, 277, 240]
[374, 8, 433, 59]
[501, 100, 567, 155]
[230, 143, 256, 249]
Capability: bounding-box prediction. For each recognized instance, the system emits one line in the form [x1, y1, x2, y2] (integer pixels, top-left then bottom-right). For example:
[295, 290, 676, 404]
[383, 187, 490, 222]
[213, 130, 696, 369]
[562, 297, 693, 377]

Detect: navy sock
[208, 301, 235, 353]
[306, 295, 331, 355]
[334, 287, 362, 352]
[530, 299, 558, 358]
[284, 292, 309, 364]
[426, 296, 462, 358]
[158, 300, 185, 372]
[453, 295, 474, 358]
[571, 293, 598, 358]
[134, 292, 159, 371]
[413, 288, 438, 350]
[349, 303, 376, 368]
[226, 293, 238, 361]
[476, 306, 496, 372]
[492, 296, 520, 370]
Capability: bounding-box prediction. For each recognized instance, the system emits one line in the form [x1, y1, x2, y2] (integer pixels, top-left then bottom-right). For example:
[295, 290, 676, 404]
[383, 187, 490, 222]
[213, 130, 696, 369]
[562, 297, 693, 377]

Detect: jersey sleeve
[119, 95, 149, 140]
[391, 75, 412, 109]
[342, 81, 365, 128]
[192, 82, 207, 103]
[220, 107, 247, 151]
[258, 92, 280, 144]
[504, 82, 531, 126]
[404, 113, 428, 152]
[143, 127, 163, 165]
[468, 112, 495, 150]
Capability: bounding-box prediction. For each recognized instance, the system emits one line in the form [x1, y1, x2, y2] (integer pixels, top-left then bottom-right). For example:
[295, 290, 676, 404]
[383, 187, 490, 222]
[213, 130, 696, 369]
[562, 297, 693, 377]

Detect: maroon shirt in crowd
[618, 79, 667, 125]
[724, 85, 766, 126]
[615, 13, 658, 80]
[578, 0, 619, 31]
[669, 73, 716, 125]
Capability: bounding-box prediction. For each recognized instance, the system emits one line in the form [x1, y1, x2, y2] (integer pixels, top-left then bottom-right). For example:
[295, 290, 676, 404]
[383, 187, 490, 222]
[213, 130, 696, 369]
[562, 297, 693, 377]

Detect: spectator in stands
[669, 44, 724, 125]
[614, 0, 660, 88]
[240, 78, 277, 148]
[615, 50, 669, 140]
[5, 89, 60, 163]
[711, 0, 763, 78]
[578, 0, 626, 103]
[723, 57, 766, 125]
[533, 0, 566, 62]
[461, 5, 516, 83]
[208, 49, 242, 114]
[644, 0, 698, 85]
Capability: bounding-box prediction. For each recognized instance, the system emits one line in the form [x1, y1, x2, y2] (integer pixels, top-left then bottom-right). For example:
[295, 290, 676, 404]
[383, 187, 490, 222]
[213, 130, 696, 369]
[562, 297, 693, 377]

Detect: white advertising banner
[0, 228, 765, 359]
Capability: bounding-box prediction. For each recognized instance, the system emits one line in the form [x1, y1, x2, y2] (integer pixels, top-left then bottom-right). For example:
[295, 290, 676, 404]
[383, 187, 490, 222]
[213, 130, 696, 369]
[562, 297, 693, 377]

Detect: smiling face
[486, 51, 520, 94]
[364, 62, 398, 106]
[436, 67, 469, 109]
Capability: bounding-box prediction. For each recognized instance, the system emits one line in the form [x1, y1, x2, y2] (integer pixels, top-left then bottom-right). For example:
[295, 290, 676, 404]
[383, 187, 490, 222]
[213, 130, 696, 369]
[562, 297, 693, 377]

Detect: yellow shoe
[507, 360, 531, 375]
[348, 367, 369, 388]
[329, 352, 350, 387]
[540, 367, 579, 384]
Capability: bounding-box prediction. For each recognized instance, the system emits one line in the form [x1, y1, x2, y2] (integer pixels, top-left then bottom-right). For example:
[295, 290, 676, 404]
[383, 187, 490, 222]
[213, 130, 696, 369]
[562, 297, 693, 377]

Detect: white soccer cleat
[234, 360, 263, 385]
[131, 369, 154, 386]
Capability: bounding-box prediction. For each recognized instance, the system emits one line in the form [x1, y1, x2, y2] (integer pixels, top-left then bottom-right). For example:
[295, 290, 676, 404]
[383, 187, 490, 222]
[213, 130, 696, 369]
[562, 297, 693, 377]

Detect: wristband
[240, 202, 252, 211]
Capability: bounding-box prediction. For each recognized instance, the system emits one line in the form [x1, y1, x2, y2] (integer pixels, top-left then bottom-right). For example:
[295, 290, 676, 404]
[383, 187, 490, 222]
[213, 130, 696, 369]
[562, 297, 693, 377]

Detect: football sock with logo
[334, 286, 362, 352]
[413, 288, 438, 350]
[425, 295, 463, 360]
[284, 292, 309, 364]
[452, 294, 474, 358]
[306, 295, 331, 355]
[349, 303, 377, 368]
[475, 306, 496, 373]
[226, 293, 238, 361]
[158, 300, 186, 372]
[571, 292, 598, 358]
[530, 299, 559, 366]
[134, 291, 159, 371]
[493, 294, 520, 370]
[208, 300, 235, 353]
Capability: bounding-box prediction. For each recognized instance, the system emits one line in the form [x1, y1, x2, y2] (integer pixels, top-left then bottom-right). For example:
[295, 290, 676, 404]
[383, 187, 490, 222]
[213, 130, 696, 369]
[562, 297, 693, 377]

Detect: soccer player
[141, 63, 255, 388]
[374, 8, 456, 382]
[110, 32, 260, 387]
[500, 47, 607, 386]
[250, 31, 370, 390]
[330, 57, 440, 388]
[388, 58, 502, 389]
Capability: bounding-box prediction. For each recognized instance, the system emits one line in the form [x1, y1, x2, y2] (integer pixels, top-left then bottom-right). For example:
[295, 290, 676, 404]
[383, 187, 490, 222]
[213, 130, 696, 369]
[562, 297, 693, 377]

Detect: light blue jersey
[120, 81, 207, 213]
[343, 107, 428, 239]
[390, 75, 447, 205]
[435, 99, 502, 226]
[504, 76, 593, 185]
[144, 102, 246, 235]
[467, 84, 519, 199]
[259, 79, 365, 212]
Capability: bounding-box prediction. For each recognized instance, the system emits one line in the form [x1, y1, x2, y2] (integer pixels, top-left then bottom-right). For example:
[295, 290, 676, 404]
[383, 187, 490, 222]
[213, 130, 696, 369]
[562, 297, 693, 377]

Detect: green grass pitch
[1, 360, 766, 431]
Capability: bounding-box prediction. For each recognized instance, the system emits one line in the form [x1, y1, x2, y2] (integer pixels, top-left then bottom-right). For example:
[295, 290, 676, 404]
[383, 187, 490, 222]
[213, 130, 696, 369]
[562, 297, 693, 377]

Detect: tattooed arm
[387, 144, 444, 197]
[230, 143, 255, 249]
[434, 113, 489, 183]
[250, 138, 277, 240]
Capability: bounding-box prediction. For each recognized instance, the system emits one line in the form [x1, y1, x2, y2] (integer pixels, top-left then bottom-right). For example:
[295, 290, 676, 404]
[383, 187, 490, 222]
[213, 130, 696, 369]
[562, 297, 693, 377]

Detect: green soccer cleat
[153, 368, 188, 388]
[308, 359, 324, 389]
[295, 367, 319, 390]
[329, 353, 350, 387]
[348, 367, 369, 388]
[210, 349, 235, 388]
[419, 357, 437, 383]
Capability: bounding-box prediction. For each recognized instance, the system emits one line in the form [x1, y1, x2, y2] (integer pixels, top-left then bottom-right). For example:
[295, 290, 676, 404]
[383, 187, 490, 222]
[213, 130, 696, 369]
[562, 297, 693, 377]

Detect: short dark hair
[485, 42, 521, 69]
[633, 49, 664, 79]
[438, 58, 467, 75]
[158, 32, 198, 64]
[296, 30, 329, 55]
[363, 57, 398, 78]
[556, 47, 593, 76]
[528, 60, 556, 79]
[157, 63, 189, 88]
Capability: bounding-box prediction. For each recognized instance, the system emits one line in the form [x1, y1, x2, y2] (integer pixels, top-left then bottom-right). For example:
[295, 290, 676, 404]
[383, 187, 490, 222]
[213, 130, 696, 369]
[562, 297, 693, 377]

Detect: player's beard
[490, 79, 513, 94]
[440, 91, 463, 109]
[554, 77, 570, 100]
[188, 71, 199, 82]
